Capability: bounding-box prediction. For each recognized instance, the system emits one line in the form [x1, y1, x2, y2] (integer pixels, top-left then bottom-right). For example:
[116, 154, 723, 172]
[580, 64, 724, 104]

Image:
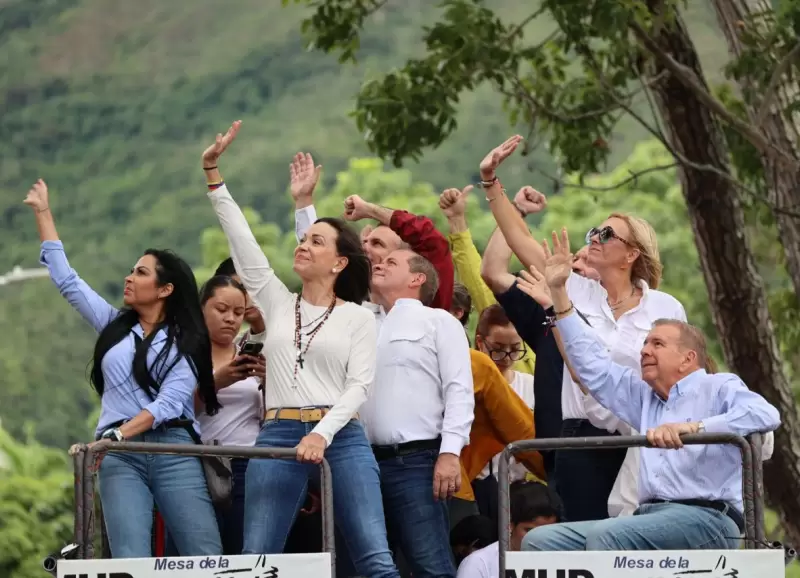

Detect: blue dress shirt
[556, 313, 781, 514]
[40, 241, 199, 437]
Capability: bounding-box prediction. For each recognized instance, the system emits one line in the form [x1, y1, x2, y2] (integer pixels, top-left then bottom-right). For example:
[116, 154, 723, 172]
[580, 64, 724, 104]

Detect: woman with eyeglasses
[471, 304, 536, 520]
[480, 136, 687, 524]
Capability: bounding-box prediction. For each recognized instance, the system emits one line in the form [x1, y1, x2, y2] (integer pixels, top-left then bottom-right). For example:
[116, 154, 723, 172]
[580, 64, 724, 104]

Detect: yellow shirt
[448, 230, 536, 376]
[456, 351, 545, 501]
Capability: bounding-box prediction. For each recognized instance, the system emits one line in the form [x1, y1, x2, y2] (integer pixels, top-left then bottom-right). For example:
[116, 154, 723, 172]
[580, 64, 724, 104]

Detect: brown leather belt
[264, 407, 359, 423]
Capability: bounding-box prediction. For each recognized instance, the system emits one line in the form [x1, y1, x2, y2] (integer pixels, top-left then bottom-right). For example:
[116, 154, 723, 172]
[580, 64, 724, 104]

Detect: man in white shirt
[362, 249, 475, 578]
[457, 482, 561, 578]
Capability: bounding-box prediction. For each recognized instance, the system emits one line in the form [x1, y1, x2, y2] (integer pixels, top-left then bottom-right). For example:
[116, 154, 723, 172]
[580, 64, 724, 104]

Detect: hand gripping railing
[68, 442, 335, 575]
[496, 433, 761, 577]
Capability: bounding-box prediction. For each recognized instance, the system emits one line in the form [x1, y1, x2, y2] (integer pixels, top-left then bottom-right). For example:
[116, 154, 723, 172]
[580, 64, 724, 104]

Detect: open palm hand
[542, 228, 573, 289]
[290, 152, 321, 201]
[202, 120, 242, 167]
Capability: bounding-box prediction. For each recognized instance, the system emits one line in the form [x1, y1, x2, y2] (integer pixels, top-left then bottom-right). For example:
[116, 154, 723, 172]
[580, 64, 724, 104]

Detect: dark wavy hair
[200, 274, 246, 306]
[316, 217, 371, 304]
[90, 249, 221, 416]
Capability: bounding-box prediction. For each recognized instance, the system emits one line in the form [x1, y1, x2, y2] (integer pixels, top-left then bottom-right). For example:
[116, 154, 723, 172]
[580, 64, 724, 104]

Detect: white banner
[506, 550, 784, 577]
[57, 553, 332, 578]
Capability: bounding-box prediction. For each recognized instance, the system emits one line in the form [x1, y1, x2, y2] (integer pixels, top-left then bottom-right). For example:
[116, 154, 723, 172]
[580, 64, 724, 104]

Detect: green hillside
[0, 0, 729, 447]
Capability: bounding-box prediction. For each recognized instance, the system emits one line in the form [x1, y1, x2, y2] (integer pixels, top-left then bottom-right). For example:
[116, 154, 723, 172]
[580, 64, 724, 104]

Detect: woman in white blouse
[482, 136, 686, 522]
[201, 122, 399, 577]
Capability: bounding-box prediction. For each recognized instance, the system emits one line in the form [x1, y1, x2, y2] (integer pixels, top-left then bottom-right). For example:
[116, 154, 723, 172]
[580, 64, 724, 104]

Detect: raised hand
[290, 152, 321, 202]
[202, 120, 242, 167]
[513, 186, 547, 216]
[479, 135, 523, 180]
[516, 268, 553, 308]
[542, 228, 573, 289]
[23, 179, 49, 212]
[343, 195, 371, 222]
[438, 185, 473, 219]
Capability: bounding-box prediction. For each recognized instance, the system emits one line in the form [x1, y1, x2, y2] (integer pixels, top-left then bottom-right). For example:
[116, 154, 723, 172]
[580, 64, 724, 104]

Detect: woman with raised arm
[26, 179, 222, 558]
[479, 137, 686, 523]
[201, 122, 398, 577]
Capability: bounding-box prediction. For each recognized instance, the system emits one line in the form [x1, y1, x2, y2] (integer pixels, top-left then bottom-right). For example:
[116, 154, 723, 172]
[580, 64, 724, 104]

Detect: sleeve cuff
[448, 230, 472, 244]
[555, 312, 584, 342]
[310, 424, 333, 447]
[440, 433, 466, 456]
[39, 239, 65, 264]
[701, 415, 731, 434]
[295, 204, 317, 221]
[143, 404, 165, 428]
[248, 330, 266, 343]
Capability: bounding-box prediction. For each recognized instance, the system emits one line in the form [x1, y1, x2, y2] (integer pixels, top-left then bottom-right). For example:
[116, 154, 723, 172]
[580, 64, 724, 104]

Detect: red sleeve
[389, 210, 454, 311]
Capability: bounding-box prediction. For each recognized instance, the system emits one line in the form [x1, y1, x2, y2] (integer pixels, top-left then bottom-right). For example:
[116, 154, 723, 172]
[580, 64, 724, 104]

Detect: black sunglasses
[585, 226, 634, 247]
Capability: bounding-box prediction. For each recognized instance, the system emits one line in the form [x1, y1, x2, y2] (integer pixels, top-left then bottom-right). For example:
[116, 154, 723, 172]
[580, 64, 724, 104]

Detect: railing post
[72, 446, 86, 559]
[748, 433, 766, 547]
[83, 445, 98, 560]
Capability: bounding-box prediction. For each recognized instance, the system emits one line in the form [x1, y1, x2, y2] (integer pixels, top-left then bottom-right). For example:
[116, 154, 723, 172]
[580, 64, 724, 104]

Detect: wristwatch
[696, 421, 706, 433]
[101, 428, 125, 442]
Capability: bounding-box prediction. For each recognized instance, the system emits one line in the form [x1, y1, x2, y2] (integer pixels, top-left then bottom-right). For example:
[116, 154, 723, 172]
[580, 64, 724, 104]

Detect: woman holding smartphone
[196, 275, 266, 554]
[27, 178, 222, 558]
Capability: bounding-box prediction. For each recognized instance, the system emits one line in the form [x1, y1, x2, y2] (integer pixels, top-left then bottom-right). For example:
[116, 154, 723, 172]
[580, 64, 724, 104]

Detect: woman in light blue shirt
[25, 178, 223, 558]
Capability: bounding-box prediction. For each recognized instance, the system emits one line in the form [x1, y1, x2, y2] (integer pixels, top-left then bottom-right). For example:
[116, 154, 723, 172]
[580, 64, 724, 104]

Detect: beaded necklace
[293, 293, 336, 381]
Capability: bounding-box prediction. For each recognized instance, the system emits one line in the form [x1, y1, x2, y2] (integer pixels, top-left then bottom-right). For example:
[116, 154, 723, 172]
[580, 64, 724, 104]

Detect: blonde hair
[609, 212, 663, 289]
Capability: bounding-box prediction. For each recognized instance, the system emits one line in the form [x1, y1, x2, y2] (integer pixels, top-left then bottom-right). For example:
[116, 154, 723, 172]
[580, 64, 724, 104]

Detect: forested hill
[0, 0, 726, 447]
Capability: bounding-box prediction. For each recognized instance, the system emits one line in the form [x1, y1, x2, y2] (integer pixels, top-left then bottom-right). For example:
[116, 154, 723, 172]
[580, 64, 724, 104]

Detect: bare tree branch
[570, 41, 800, 218]
[532, 163, 679, 193]
[756, 41, 800, 125]
[628, 19, 799, 169]
[506, 6, 548, 40]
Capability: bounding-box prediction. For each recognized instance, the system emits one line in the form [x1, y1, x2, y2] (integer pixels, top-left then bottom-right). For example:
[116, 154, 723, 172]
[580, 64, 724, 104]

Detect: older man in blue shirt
[519, 229, 781, 552]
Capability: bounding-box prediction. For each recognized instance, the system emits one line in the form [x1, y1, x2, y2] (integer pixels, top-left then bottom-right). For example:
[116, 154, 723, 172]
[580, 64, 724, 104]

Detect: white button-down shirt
[361, 298, 475, 455]
[564, 274, 687, 516]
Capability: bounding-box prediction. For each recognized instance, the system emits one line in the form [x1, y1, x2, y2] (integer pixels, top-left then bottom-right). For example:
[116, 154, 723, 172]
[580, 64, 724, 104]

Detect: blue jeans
[218, 458, 248, 555]
[98, 427, 222, 558]
[378, 449, 456, 578]
[243, 419, 399, 578]
[522, 502, 741, 551]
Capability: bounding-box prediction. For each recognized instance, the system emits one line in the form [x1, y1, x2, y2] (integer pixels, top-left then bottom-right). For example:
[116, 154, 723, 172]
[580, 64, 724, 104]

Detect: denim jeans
[378, 449, 456, 578]
[554, 419, 627, 522]
[98, 427, 222, 558]
[217, 458, 248, 555]
[522, 502, 741, 551]
[243, 419, 399, 578]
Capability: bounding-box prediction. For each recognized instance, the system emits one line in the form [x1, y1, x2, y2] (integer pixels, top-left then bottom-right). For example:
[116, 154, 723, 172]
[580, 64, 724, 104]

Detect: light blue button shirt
[557, 314, 781, 514]
[40, 240, 199, 437]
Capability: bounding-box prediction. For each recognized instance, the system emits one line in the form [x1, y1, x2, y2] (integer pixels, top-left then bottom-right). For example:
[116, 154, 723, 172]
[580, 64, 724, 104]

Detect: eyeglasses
[585, 226, 635, 247]
[482, 340, 526, 362]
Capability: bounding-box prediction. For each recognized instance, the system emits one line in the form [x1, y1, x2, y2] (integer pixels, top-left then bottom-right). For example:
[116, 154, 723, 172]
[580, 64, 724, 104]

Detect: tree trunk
[711, 0, 800, 302]
[644, 6, 800, 545]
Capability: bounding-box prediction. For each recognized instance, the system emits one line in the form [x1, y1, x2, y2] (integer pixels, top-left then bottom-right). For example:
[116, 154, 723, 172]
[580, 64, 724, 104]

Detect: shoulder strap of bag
[133, 333, 203, 446]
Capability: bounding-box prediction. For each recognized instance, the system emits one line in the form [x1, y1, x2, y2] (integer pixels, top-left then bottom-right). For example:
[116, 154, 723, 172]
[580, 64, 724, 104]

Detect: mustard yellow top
[456, 350, 545, 500]
[448, 229, 536, 376]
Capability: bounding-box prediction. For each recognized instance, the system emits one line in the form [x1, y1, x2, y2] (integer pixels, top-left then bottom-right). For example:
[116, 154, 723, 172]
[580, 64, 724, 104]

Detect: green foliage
[297, 0, 723, 173]
[0, 423, 73, 578]
[0, 0, 568, 447]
